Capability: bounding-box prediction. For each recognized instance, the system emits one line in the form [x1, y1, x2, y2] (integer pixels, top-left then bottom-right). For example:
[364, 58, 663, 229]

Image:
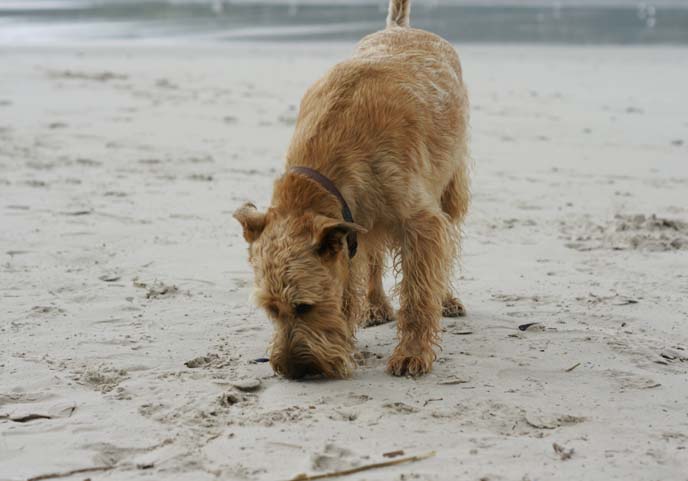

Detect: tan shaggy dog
[234, 0, 470, 378]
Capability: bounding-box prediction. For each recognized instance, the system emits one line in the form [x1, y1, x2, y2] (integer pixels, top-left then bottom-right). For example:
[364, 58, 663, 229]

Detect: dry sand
[1, 43, 687, 481]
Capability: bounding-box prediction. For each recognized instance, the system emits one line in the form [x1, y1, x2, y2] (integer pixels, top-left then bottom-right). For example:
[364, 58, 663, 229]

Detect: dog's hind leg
[440, 167, 469, 317]
[442, 294, 466, 317]
[363, 248, 395, 327]
[440, 166, 469, 223]
[387, 209, 453, 377]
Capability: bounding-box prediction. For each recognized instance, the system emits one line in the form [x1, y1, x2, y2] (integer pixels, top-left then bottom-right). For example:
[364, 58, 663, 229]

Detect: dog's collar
[289, 166, 358, 259]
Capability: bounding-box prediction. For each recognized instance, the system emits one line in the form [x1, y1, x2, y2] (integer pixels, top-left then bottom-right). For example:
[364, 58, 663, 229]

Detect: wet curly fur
[234, 0, 470, 379]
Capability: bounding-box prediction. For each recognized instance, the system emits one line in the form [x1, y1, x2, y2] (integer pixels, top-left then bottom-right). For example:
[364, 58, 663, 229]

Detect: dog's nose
[283, 360, 321, 380]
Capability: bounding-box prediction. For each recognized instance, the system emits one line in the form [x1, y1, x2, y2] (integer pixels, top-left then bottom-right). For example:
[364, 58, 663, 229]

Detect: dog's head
[233, 202, 365, 379]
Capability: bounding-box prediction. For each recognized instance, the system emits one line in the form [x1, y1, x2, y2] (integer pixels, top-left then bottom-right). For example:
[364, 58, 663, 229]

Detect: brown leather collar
[289, 166, 358, 258]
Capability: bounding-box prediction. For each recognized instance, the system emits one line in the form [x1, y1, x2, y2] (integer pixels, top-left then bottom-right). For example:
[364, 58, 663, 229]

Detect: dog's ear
[233, 202, 267, 243]
[314, 217, 366, 259]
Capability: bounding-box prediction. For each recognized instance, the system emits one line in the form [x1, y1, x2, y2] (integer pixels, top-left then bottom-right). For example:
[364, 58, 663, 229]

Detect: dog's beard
[270, 324, 354, 379]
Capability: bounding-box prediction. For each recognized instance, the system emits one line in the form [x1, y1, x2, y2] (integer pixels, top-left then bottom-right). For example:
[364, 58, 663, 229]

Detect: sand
[1, 42, 687, 481]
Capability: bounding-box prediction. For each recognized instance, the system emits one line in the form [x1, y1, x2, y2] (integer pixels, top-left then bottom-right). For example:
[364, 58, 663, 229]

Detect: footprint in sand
[75, 364, 128, 393]
[605, 370, 661, 391]
[448, 401, 586, 438]
[311, 444, 359, 472]
[563, 213, 688, 252]
[383, 402, 419, 415]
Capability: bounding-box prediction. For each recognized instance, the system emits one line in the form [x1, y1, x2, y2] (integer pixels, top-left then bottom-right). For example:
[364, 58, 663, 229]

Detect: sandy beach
[1, 42, 687, 481]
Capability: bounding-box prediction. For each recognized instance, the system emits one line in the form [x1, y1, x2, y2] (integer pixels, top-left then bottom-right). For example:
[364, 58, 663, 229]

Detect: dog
[234, 0, 470, 379]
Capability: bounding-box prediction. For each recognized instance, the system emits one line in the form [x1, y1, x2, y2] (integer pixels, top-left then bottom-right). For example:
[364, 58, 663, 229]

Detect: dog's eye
[294, 303, 313, 316]
[266, 304, 279, 318]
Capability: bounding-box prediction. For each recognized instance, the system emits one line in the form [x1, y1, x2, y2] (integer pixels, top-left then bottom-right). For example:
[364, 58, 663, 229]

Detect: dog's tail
[386, 0, 411, 28]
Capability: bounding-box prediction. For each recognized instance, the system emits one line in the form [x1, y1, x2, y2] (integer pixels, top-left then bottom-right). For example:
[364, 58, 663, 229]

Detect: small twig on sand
[287, 451, 435, 481]
[382, 450, 405, 458]
[27, 466, 113, 481]
[565, 362, 581, 372]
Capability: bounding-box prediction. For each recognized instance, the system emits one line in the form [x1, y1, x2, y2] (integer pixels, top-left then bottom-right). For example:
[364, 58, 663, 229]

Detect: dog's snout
[270, 326, 353, 380]
[272, 336, 324, 379]
[283, 359, 321, 379]
[281, 340, 321, 379]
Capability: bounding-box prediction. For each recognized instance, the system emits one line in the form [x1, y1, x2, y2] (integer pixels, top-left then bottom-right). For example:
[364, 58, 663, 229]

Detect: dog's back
[286, 0, 469, 223]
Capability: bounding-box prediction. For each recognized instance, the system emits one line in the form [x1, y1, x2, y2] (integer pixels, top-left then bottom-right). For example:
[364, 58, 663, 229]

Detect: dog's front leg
[387, 210, 453, 377]
[341, 251, 369, 336]
[363, 247, 395, 327]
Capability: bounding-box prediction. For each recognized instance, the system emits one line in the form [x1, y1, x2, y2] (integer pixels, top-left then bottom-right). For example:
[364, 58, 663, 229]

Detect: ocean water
[1, 0, 688, 44]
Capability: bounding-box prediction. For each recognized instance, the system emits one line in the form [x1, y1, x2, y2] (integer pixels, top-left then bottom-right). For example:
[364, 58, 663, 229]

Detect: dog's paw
[386, 351, 434, 377]
[442, 296, 466, 318]
[363, 302, 395, 328]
